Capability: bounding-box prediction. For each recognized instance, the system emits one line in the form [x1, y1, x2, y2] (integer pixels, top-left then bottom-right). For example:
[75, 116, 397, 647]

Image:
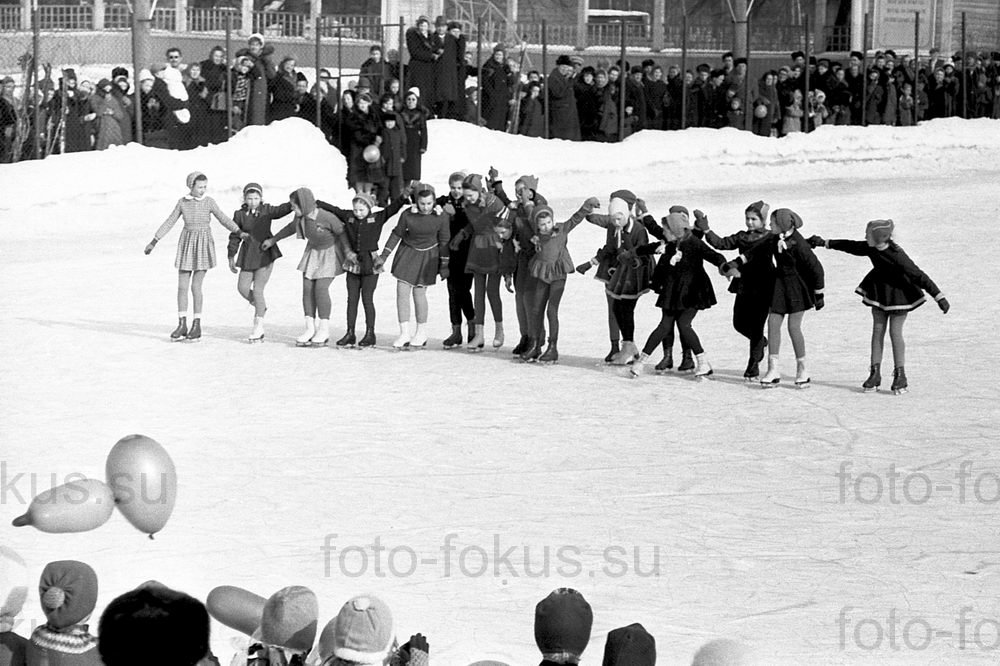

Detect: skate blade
[863, 386, 880, 393]
[760, 379, 780, 388]
[892, 387, 908, 395]
[295, 341, 313, 347]
[539, 360, 558, 365]
[247, 338, 265, 344]
[182, 338, 201, 343]
[467, 347, 485, 353]
[694, 372, 714, 381]
[795, 378, 811, 389]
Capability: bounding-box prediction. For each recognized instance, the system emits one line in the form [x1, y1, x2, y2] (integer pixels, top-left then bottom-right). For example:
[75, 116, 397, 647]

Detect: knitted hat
[296, 72, 307, 82]
[352, 191, 376, 211]
[609, 189, 637, 208]
[98, 585, 209, 666]
[691, 638, 754, 665]
[462, 174, 484, 191]
[97, 78, 112, 89]
[492, 44, 505, 54]
[602, 623, 655, 666]
[515, 175, 539, 192]
[327, 595, 394, 664]
[770, 208, 803, 234]
[0, 546, 28, 631]
[260, 586, 318, 653]
[608, 190, 637, 222]
[243, 182, 263, 196]
[410, 182, 436, 199]
[865, 218, 894, 244]
[569, 55, 585, 67]
[744, 200, 768, 220]
[290, 187, 317, 217]
[668, 204, 689, 219]
[39, 560, 99, 629]
[138, 69, 154, 83]
[663, 212, 689, 238]
[407, 86, 420, 98]
[186, 171, 206, 189]
[534, 588, 593, 662]
[248, 32, 265, 44]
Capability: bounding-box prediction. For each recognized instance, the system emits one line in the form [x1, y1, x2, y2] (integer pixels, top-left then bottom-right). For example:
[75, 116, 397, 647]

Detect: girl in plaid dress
[144, 172, 247, 341]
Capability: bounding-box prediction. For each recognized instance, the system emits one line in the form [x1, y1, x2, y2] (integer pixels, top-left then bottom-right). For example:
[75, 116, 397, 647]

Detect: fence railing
[37, 4, 92, 30]
[824, 25, 851, 52]
[0, 4, 20, 31]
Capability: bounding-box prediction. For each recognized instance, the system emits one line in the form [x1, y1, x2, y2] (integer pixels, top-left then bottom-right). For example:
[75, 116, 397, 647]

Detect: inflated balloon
[0, 546, 28, 619]
[106, 434, 177, 538]
[754, 104, 768, 119]
[207, 586, 267, 636]
[363, 144, 381, 163]
[11, 478, 115, 533]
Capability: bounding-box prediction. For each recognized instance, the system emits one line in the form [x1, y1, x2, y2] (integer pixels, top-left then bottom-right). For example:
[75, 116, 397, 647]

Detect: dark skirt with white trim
[856, 273, 927, 312]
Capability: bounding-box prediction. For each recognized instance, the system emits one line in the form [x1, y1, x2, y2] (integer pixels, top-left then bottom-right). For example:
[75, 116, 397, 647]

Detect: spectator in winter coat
[344, 92, 383, 193]
[229, 56, 254, 131]
[435, 21, 466, 119]
[184, 62, 210, 147]
[406, 18, 438, 112]
[643, 65, 667, 130]
[298, 75, 338, 143]
[548, 55, 580, 140]
[269, 57, 300, 122]
[27, 560, 102, 666]
[235, 33, 275, 126]
[781, 88, 804, 135]
[0, 77, 17, 163]
[159, 66, 190, 149]
[480, 45, 515, 131]
[827, 68, 852, 125]
[378, 112, 407, 204]
[360, 45, 389, 96]
[199, 46, 229, 144]
[864, 68, 885, 125]
[399, 88, 428, 182]
[90, 79, 125, 150]
[574, 67, 601, 140]
[752, 71, 779, 136]
[518, 81, 544, 137]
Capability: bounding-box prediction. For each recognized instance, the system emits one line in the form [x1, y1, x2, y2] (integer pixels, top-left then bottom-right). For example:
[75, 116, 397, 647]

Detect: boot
[410, 323, 428, 348]
[335, 330, 356, 347]
[520, 338, 542, 362]
[891, 366, 908, 394]
[249, 316, 265, 342]
[512, 334, 530, 355]
[296, 317, 316, 347]
[604, 341, 620, 364]
[630, 352, 650, 377]
[185, 318, 202, 341]
[794, 356, 811, 388]
[467, 324, 485, 351]
[654, 347, 673, 373]
[392, 322, 411, 349]
[745, 337, 766, 380]
[538, 339, 559, 364]
[492, 321, 504, 349]
[760, 354, 781, 387]
[862, 364, 882, 392]
[358, 328, 377, 347]
[311, 318, 330, 346]
[677, 348, 695, 373]
[170, 316, 188, 341]
[611, 340, 639, 365]
[466, 320, 476, 343]
[694, 353, 713, 378]
[442, 324, 463, 349]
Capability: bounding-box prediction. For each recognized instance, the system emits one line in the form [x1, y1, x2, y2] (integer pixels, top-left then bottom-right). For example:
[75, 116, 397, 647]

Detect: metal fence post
[744, 11, 751, 131]
[913, 11, 919, 125]
[680, 12, 688, 130]
[960, 12, 966, 119]
[861, 12, 868, 126]
[803, 13, 810, 132]
[543, 19, 549, 139]
[476, 16, 482, 127]
[130, 6, 143, 145]
[315, 16, 322, 129]
[618, 19, 625, 141]
[225, 13, 233, 138]
[32, 5, 41, 157]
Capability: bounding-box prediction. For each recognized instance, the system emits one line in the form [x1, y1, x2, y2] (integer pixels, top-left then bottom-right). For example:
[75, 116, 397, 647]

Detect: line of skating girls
[146, 171, 949, 392]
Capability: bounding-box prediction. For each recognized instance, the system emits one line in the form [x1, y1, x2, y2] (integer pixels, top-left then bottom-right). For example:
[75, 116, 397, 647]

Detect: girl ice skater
[586, 189, 655, 364]
[378, 186, 451, 348]
[694, 201, 776, 380]
[448, 173, 508, 351]
[315, 191, 407, 348]
[730, 208, 825, 387]
[519, 197, 600, 363]
[808, 219, 949, 394]
[630, 212, 727, 378]
[144, 171, 247, 341]
[227, 182, 293, 342]
[263, 188, 357, 347]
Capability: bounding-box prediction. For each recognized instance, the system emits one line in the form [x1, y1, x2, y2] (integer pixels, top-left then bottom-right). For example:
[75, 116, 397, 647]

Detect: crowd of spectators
[2, 20, 999, 165]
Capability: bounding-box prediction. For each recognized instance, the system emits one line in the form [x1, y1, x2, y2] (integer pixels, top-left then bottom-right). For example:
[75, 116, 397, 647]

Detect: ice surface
[1, 118, 999, 665]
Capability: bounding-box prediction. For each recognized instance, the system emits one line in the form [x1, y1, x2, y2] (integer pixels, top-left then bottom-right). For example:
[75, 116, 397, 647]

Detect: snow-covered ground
[1, 118, 999, 665]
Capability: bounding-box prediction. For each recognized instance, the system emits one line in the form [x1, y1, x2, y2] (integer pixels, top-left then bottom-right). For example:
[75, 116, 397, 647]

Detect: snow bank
[1, 115, 998, 213]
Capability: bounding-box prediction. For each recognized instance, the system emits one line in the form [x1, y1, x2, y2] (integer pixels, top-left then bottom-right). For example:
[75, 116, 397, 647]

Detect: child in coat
[377, 112, 407, 205]
[519, 198, 600, 363]
[315, 191, 407, 347]
[448, 173, 508, 351]
[144, 171, 248, 341]
[586, 190, 655, 365]
[808, 219, 949, 394]
[728, 208, 824, 387]
[227, 182, 293, 342]
[437, 172, 475, 347]
[378, 186, 451, 348]
[27, 561, 101, 666]
[0, 547, 28, 666]
[694, 201, 775, 380]
[630, 212, 726, 378]
[263, 187, 357, 347]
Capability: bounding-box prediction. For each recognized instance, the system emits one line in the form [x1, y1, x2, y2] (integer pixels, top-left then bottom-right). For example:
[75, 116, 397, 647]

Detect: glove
[343, 252, 360, 274]
[439, 264, 450, 279]
[228, 258, 238, 274]
[719, 260, 741, 278]
[144, 239, 157, 255]
[937, 296, 950, 313]
[575, 260, 593, 274]
[583, 196, 601, 210]
[488, 166, 499, 181]
[398, 633, 429, 666]
[443, 203, 456, 216]
[807, 234, 826, 248]
[693, 209, 710, 232]
[504, 274, 514, 293]
[814, 292, 825, 311]
[373, 251, 388, 273]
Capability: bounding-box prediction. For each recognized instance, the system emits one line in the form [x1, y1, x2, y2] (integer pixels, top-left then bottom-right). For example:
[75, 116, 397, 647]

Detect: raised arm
[586, 213, 615, 229]
[638, 214, 665, 241]
[315, 199, 352, 219]
[562, 197, 601, 234]
[374, 194, 407, 225]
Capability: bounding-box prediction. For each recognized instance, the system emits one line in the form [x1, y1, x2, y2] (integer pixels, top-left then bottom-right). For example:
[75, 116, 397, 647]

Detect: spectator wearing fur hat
[235, 33, 276, 126]
[98, 583, 210, 666]
[481, 45, 516, 131]
[0, 547, 28, 666]
[269, 57, 301, 123]
[400, 88, 429, 182]
[89, 78, 125, 150]
[534, 588, 592, 665]
[432, 16, 462, 118]
[808, 219, 948, 394]
[314, 189, 408, 348]
[631, 209, 726, 378]
[27, 561, 101, 666]
[549, 55, 581, 140]
[602, 623, 654, 666]
[694, 201, 774, 380]
[344, 91, 384, 194]
[406, 18, 438, 114]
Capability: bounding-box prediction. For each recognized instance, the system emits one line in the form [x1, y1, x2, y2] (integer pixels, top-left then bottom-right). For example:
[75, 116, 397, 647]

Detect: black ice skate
[862, 364, 881, 392]
[891, 366, 908, 395]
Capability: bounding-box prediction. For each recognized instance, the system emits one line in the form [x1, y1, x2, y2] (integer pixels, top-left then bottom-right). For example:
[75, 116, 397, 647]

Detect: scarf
[31, 624, 98, 654]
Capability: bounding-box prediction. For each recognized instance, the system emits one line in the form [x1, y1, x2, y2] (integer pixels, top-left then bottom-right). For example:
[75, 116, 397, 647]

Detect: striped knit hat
[866, 219, 894, 244]
[39, 560, 98, 629]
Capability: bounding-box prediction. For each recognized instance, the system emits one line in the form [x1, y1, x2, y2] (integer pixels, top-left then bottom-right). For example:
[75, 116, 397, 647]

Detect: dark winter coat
[297, 87, 338, 143]
[637, 232, 726, 310]
[437, 192, 471, 273]
[574, 79, 601, 138]
[587, 214, 654, 299]
[344, 107, 382, 185]
[752, 76, 779, 136]
[315, 196, 406, 275]
[746, 229, 824, 314]
[359, 57, 390, 95]
[480, 57, 515, 131]
[547, 68, 580, 140]
[518, 96, 544, 137]
[268, 71, 299, 122]
[826, 239, 941, 312]
[228, 202, 294, 270]
[1, 630, 28, 666]
[703, 227, 775, 296]
[643, 78, 667, 130]
[90, 89, 125, 150]
[235, 44, 276, 125]
[434, 32, 462, 105]
[399, 105, 428, 181]
[455, 190, 507, 274]
[380, 121, 407, 182]
[405, 28, 438, 107]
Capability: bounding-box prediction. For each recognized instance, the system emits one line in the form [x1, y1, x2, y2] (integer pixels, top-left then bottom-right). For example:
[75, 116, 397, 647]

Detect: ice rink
[2, 118, 999, 664]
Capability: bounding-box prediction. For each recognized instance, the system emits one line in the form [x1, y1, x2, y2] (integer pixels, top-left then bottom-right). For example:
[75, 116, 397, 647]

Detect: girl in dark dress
[808, 219, 949, 394]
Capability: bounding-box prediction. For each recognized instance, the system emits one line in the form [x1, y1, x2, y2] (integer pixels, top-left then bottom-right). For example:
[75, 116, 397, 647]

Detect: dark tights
[531, 279, 566, 342]
[345, 273, 379, 331]
[733, 290, 770, 356]
[472, 272, 502, 325]
[447, 272, 475, 325]
[611, 298, 638, 342]
[643, 308, 702, 356]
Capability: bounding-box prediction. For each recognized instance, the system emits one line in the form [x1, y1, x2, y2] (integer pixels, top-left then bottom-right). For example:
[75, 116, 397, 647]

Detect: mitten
[488, 166, 499, 181]
[719, 259, 741, 277]
[814, 292, 825, 311]
[583, 196, 601, 210]
[575, 260, 594, 274]
[373, 250, 388, 273]
[439, 258, 450, 279]
[433, 204, 443, 215]
[937, 296, 950, 313]
[399, 633, 429, 666]
[807, 234, 826, 248]
[144, 239, 157, 255]
[635, 197, 647, 215]
[504, 274, 514, 293]
[443, 203, 456, 216]
[693, 209, 710, 231]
